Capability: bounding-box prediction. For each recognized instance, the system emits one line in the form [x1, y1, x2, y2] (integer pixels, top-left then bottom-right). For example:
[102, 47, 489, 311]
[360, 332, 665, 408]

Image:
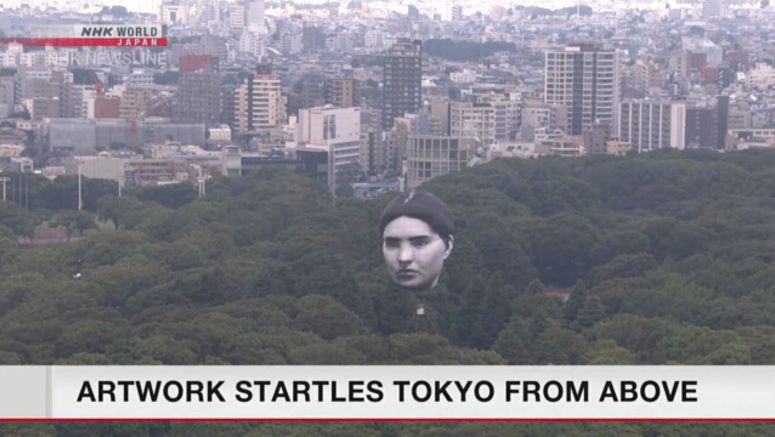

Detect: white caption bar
[1, 366, 774, 420]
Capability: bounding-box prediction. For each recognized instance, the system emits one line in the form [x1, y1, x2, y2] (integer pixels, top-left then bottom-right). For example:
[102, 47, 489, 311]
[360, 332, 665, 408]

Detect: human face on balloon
[382, 216, 453, 291]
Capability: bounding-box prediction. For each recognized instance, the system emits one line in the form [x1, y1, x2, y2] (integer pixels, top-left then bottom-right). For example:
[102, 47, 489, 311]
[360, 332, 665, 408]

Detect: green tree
[585, 253, 657, 288]
[293, 294, 367, 340]
[594, 314, 667, 363]
[583, 339, 636, 364]
[576, 296, 607, 328]
[387, 334, 461, 364]
[134, 182, 195, 208]
[0, 225, 18, 266]
[287, 342, 366, 364]
[493, 316, 531, 364]
[51, 210, 96, 242]
[96, 196, 137, 229]
[563, 282, 587, 324]
[533, 320, 589, 364]
[0, 202, 37, 237]
[525, 278, 547, 295]
[530, 214, 599, 286]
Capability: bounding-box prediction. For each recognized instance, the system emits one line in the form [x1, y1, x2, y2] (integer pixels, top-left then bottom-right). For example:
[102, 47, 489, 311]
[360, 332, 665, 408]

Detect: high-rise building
[325, 78, 360, 108]
[702, 0, 724, 19]
[66, 84, 98, 119]
[14, 69, 59, 103]
[234, 71, 286, 134]
[620, 99, 678, 152]
[620, 96, 729, 152]
[293, 74, 326, 112]
[174, 70, 223, 125]
[229, 3, 247, 31]
[238, 30, 264, 56]
[119, 88, 155, 120]
[466, 86, 522, 133]
[633, 57, 663, 97]
[0, 77, 15, 109]
[247, 0, 266, 33]
[449, 4, 463, 21]
[544, 44, 620, 136]
[382, 39, 422, 129]
[387, 113, 422, 173]
[685, 96, 729, 150]
[360, 107, 383, 175]
[302, 25, 326, 52]
[427, 97, 451, 136]
[727, 101, 752, 131]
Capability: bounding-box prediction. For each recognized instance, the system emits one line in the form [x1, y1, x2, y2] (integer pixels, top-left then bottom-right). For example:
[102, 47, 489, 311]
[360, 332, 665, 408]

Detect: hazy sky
[8, 0, 589, 15]
[94, 0, 160, 14]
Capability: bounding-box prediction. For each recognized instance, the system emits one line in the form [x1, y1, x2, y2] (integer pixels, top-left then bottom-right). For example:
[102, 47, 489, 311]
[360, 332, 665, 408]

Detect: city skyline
[1, 0, 774, 187]
[3, 0, 775, 430]
[5, 0, 762, 15]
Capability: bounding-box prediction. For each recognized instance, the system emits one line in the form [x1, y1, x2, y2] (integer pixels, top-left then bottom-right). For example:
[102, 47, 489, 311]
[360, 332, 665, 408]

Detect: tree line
[3, 149, 775, 434]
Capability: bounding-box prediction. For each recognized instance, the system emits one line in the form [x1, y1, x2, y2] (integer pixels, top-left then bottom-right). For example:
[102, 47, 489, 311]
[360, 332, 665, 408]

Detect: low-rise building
[406, 135, 475, 190]
[606, 140, 632, 156]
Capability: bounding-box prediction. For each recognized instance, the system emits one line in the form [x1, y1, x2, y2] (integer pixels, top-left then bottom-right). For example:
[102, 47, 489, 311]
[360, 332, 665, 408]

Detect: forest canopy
[3, 149, 775, 433]
[424, 39, 517, 61]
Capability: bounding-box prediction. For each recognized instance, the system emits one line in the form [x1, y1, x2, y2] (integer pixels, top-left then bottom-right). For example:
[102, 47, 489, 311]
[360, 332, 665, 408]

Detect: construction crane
[88, 69, 104, 111]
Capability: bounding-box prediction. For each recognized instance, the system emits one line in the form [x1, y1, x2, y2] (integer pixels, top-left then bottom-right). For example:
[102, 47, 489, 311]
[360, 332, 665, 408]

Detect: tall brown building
[325, 78, 360, 108]
[685, 95, 729, 150]
[31, 97, 60, 120]
[173, 70, 223, 125]
[382, 39, 422, 129]
[360, 107, 383, 174]
[95, 96, 120, 119]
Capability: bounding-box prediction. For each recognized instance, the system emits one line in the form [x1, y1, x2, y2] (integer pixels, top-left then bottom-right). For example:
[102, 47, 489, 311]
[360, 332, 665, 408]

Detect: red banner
[0, 38, 168, 47]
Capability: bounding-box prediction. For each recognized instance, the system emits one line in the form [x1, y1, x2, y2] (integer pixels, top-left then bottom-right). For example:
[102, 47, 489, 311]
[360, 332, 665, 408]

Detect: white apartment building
[234, 73, 286, 134]
[450, 101, 497, 146]
[747, 63, 775, 91]
[229, 3, 246, 31]
[297, 105, 362, 176]
[619, 99, 687, 152]
[545, 44, 621, 136]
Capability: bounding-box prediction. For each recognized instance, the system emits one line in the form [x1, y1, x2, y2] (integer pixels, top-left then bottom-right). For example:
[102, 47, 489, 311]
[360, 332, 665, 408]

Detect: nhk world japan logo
[0, 24, 167, 47]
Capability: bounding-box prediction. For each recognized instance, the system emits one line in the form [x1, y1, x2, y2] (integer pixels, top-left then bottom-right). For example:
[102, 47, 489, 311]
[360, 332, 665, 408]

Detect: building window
[324, 114, 336, 140]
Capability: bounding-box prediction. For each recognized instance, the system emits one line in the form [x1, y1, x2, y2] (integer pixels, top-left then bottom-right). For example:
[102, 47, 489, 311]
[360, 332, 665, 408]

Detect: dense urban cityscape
[6, 1, 775, 432]
[1, 0, 774, 200]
